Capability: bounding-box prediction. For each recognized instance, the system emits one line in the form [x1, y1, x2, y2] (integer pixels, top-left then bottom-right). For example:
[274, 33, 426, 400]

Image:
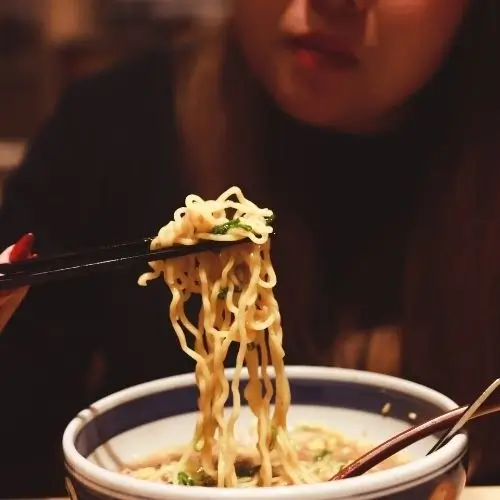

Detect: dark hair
[403, 0, 500, 482]
[174, 0, 500, 482]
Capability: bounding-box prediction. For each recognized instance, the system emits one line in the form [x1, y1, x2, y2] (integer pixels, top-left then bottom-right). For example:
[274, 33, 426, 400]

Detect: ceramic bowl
[63, 366, 468, 500]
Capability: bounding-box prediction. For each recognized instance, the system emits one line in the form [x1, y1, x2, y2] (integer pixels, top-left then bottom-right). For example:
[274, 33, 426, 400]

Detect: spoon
[427, 378, 500, 455]
[331, 378, 500, 480]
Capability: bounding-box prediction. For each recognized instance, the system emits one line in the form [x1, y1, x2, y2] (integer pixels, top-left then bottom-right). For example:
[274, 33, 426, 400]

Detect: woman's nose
[280, 0, 375, 35]
[307, 0, 375, 28]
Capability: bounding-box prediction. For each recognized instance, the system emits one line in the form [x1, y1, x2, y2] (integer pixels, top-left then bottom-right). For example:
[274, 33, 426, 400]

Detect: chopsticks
[0, 236, 250, 290]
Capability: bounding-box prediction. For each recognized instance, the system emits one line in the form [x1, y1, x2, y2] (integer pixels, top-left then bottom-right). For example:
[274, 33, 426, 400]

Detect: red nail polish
[10, 233, 35, 263]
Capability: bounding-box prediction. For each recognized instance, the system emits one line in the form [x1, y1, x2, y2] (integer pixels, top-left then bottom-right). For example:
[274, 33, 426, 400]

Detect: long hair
[173, 0, 500, 481]
[403, 0, 500, 482]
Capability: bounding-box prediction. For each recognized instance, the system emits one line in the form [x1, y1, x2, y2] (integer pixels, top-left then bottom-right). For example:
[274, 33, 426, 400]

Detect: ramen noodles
[123, 423, 403, 487]
[133, 187, 402, 487]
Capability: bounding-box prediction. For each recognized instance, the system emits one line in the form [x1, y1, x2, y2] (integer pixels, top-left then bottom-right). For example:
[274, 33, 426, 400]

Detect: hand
[0, 233, 35, 332]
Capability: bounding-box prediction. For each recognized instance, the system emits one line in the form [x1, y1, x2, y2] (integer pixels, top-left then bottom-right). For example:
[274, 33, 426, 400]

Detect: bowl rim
[63, 366, 468, 499]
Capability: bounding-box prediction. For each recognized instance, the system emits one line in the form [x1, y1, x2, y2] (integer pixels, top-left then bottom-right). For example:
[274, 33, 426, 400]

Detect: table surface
[462, 487, 500, 499]
[38, 487, 500, 499]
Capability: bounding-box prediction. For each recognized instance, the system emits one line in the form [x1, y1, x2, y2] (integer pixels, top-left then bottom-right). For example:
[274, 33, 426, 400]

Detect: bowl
[63, 366, 468, 500]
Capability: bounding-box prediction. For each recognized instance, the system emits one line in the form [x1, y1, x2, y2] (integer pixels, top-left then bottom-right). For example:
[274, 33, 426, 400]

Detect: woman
[0, 0, 497, 496]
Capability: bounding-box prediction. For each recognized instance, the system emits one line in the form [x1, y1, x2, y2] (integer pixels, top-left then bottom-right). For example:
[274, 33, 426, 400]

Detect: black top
[0, 48, 439, 496]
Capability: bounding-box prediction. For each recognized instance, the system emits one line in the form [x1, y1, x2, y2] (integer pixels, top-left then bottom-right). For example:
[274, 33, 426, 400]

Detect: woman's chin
[274, 89, 393, 135]
[269, 82, 353, 130]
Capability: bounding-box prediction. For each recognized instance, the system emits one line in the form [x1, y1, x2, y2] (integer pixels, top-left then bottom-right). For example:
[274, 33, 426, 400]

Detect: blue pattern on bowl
[67, 462, 467, 500]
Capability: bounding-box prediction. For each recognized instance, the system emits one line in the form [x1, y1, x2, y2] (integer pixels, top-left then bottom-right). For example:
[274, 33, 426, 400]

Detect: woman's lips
[285, 34, 360, 71]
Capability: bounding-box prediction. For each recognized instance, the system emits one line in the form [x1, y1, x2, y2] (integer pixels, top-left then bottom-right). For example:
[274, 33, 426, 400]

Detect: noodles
[137, 186, 314, 487]
[133, 186, 401, 487]
[123, 424, 403, 487]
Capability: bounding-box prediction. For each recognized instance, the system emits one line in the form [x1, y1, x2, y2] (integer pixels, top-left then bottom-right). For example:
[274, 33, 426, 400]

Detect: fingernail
[10, 233, 35, 263]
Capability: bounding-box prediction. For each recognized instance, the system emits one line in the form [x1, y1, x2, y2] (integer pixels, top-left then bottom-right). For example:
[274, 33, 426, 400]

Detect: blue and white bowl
[63, 366, 468, 499]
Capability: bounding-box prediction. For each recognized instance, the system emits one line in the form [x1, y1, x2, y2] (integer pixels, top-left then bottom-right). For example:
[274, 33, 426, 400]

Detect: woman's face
[234, 0, 470, 132]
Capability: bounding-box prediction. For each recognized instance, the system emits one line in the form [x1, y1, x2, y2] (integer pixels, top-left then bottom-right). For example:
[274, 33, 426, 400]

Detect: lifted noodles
[131, 186, 402, 487]
[136, 186, 312, 487]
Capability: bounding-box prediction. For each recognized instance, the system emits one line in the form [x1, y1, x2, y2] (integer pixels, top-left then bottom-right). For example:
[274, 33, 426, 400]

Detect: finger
[10, 233, 35, 263]
[0, 233, 35, 299]
[0, 286, 29, 332]
[0, 245, 14, 265]
[0, 233, 36, 265]
[0, 293, 13, 307]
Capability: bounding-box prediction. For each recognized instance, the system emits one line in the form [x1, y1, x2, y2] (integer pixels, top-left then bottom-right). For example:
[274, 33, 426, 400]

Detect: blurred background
[0, 0, 224, 185]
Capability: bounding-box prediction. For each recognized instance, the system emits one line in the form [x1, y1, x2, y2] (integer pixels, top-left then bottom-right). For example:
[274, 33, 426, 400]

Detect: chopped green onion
[212, 219, 253, 235]
[177, 471, 195, 486]
[314, 449, 331, 462]
[218, 287, 229, 299]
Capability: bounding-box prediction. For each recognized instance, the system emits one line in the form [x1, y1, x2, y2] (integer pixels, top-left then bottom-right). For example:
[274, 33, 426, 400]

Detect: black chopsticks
[0, 237, 249, 290]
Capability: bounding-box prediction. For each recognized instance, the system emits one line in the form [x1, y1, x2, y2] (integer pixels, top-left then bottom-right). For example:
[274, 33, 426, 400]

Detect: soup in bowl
[63, 365, 468, 500]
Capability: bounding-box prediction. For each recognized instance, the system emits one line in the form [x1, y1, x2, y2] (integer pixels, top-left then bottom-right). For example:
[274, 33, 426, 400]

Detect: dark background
[0, 0, 223, 177]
